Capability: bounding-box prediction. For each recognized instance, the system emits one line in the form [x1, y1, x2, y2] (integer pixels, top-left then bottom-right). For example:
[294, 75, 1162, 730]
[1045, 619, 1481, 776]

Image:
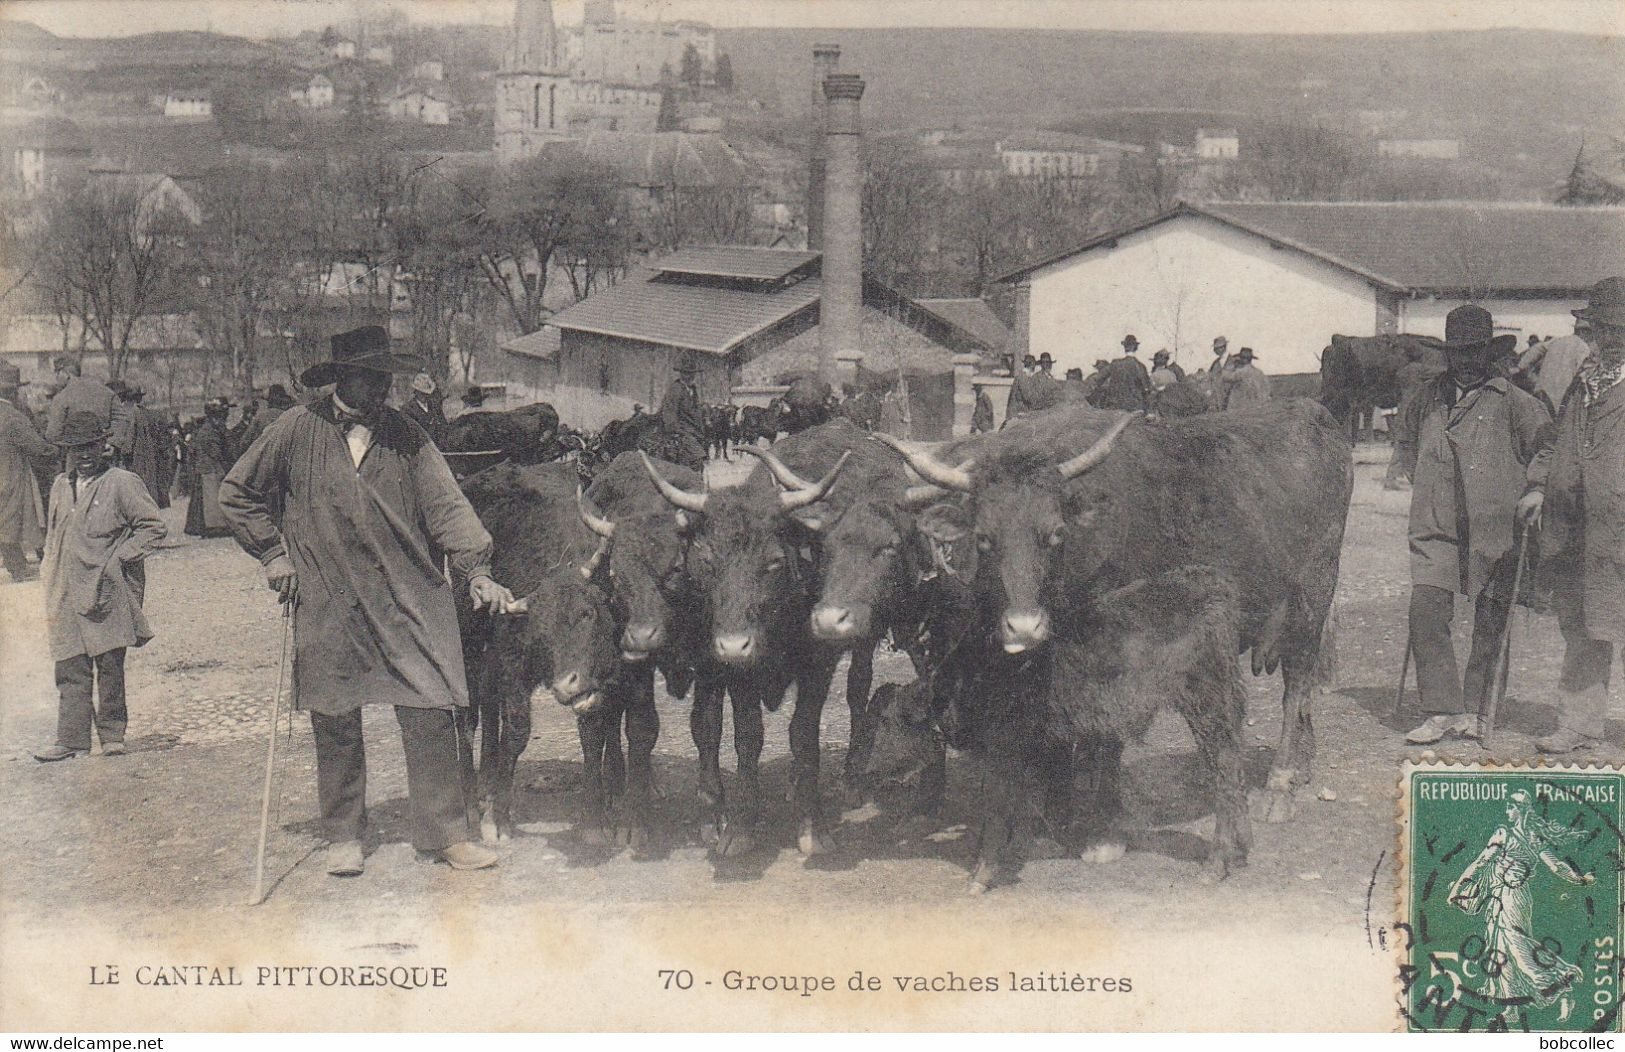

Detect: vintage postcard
[0, 0, 1621, 1036]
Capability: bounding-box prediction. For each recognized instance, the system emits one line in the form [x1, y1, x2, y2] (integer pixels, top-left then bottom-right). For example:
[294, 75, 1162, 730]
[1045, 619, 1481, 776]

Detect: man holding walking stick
[1521, 278, 1625, 754]
[220, 326, 520, 877]
[1398, 305, 1551, 745]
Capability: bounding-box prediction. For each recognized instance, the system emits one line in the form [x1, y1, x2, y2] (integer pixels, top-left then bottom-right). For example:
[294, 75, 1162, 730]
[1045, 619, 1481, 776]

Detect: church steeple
[506, 0, 559, 73]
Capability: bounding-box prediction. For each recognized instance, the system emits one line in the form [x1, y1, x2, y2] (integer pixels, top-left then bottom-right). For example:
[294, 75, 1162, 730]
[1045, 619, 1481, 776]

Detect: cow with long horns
[878, 399, 1352, 828]
[457, 461, 653, 847]
[639, 444, 853, 855]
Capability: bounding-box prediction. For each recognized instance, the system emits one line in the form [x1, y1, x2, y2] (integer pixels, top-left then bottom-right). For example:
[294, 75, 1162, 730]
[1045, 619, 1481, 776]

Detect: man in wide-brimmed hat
[183, 397, 235, 539]
[1091, 336, 1152, 413]
[1400, 305, 1552, 745]
[219, 325, 519, 875]
[34, 409, 166, 762]
[657, 356, 706, 470]
[1006, 350, 1062, 422]
[1521, 277, 1625, 752]
[1219, 347, 1272, 410]
[0, 362, 54, 581]
[121, 381, 171, 510]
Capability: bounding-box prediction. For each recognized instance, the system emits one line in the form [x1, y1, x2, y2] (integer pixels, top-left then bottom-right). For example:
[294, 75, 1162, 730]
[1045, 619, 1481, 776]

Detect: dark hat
[1212, 336, 1228, 350]
[1121, 334, 1139, 348]
[53, 409, 110, 447]
[1421, 304, 1517, 357]
[300, 326, 424, 387]
[106, 378, 129, 396]
[1064, 367, 1083, 379]
[1236, 347, 1257, 361]
[1037, 352, 1054, 364]
[0, 361, 25, 389]
[1093, 358, 1111, 370]
[1022, 354, 1037, 366]
[1151, 349, 1170, 363]
[265, 383, 295, 408]
[1574, 277, 1625, 329]
[673, 357, 699, 375]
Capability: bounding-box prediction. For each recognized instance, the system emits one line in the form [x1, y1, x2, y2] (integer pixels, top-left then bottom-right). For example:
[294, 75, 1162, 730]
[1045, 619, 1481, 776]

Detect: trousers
[2, 543, 33, 580]
[1553, 598, 1618, 741]
[308, 705, 469, 853]
[1409, 584, 1511, 716]
[55, 649, 127, 750]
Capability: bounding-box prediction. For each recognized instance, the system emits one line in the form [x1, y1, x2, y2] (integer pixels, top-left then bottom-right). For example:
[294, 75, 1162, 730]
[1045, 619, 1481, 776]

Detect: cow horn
[779, 450, 851, 512]
[736, 445, 816, 491]
[640, 451, 708, 513]
[577, 487, 615, 539]
[903, 483, 949, 508]
[579, 535, 611, 579]
[873, 433, 974, 492]
[1055, 414, 1133, 480]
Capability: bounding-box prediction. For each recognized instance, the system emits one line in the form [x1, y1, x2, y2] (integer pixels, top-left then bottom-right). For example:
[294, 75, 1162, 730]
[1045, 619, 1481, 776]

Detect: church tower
[495, 0, 574, 163]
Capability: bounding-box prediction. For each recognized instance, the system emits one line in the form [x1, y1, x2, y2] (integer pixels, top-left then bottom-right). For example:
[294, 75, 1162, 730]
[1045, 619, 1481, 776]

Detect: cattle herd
[443, 391, 1354, 894]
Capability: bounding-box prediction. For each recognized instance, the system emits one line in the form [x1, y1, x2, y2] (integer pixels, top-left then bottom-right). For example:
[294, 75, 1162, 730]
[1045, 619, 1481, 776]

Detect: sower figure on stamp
[1401, 305, 1552, 746]
[219, 325, 522, 876]
[33, 410, 166, 762]
[1520, 277, 1625, 754]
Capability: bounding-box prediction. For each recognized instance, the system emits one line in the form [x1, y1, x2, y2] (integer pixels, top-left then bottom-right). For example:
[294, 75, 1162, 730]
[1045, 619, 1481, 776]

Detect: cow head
[641, 450, 849, 666]
[877, 414, 1132, 654]
[863, 680, 943, 788]
[499, 540, 619, 716]
[577, 487, 692, 661]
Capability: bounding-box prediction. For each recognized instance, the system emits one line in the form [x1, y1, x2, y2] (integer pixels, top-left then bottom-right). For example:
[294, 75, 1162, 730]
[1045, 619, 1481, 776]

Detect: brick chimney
[805, 44, 840, 251]
[818, 73, 864, 386]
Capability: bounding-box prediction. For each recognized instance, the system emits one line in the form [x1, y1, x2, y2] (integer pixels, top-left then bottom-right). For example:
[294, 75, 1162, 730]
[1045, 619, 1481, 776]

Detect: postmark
[1400, 761, 1625, 1033]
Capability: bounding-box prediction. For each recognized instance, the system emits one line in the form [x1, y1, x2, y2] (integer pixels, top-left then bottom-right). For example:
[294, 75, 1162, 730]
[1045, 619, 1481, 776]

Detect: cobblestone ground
[2, 448, 1621, 1030]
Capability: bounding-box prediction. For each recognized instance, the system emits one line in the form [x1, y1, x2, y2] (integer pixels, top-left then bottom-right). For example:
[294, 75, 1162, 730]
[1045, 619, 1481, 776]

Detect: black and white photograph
[0, 0, 1622, 1035]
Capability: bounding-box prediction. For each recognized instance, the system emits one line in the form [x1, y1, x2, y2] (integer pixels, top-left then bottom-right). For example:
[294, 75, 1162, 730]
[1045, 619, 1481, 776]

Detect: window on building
[532, 84, 540, 129]
[548, 83, 557, 129]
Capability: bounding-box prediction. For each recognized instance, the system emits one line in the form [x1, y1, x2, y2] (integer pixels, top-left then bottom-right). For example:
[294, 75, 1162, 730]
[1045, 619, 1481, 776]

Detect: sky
[3, 0, 1622, 38]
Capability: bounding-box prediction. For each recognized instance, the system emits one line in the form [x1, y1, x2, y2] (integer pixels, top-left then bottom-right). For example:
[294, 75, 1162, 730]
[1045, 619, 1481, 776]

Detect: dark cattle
[594, 407, 661, 464]
[869, 567, 1251, 891]
[882, 399, 1351, 833]
[442, 402, 561, 466]
[456, 461, 656, 847]
[783, 376, 834, 434]
[1318, 334, 1443, 439]
[734, 403, 785, 447]
[840, 388, 884, 431]
[703, 404, 737, 461]
[580, 452, 767, 854]
[640, 442, 853, 855]
[1153, 380, 1213, 418]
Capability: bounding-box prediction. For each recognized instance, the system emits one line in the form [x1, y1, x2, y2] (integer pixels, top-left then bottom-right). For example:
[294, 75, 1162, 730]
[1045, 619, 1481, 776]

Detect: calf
[869, 566, 1252, 892]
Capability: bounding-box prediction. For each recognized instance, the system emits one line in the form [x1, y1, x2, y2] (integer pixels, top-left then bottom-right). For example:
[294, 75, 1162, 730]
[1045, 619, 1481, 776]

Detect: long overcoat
[1403, 375, 1550, 598]
[217, 398, 494, 716]
[1528, 373, 1625, 642]
[0, 399, 53, 549]
[43, 467, 166, 661]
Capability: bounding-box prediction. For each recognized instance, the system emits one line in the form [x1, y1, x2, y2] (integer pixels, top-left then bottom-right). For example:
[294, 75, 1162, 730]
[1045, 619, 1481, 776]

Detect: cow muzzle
[713, 632, 758, 665]
[810, 604, 866, 641]
[1000, 609, 1051, 653]
[550, 670, 602, 714]
[621, 622, 664, 660]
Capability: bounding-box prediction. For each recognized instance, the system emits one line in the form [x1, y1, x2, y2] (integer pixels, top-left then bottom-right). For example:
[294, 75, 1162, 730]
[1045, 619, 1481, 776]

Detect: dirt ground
[2, 446, 1621, 1032]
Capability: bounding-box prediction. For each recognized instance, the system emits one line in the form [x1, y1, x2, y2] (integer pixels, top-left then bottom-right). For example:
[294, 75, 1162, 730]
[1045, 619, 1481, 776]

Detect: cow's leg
[969, 738, 1029, 894]
[617, 669, 660, 853]
[1182, 678, 1252, 882]
[1256, 649, 1316, 823]
[840, 642, 877, 802]
[476, 659, 505, 842]
[689, 677, 727, 842]
[491, 675, 532, 842]
[1071, 733, 1126, 863]
[790, 657, 839, 856]
[576, 712, 613, 846]
[719, 686, 764, 858]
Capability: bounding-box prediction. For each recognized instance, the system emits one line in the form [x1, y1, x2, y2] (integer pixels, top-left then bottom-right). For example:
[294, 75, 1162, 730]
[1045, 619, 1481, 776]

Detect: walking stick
[1481, 529, 1531, 749]
[1394, 632, 1413, 720]
[249, 602, 293, 907]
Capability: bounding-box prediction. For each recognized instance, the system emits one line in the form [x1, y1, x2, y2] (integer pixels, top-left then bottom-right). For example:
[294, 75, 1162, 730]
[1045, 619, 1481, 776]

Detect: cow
[867, 567, 1252, 891]
[456, 461, 657, 848]
[578, 452, 763, 855]
[640, 444, 853, 856]
[879, 399, 1351, 830]
[1318, 334, 1444, 440]
[733, 403, 785, 448]
[442, 402, 561, 465]
[703, 404, 737, 461]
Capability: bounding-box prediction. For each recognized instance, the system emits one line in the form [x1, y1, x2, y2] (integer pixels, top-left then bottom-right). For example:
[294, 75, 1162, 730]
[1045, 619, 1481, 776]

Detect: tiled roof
[915, 298, 1011, 352]
[654, 246, 819, 282]
[532, 268, 822, 355]
[998, 201, 1625, 294]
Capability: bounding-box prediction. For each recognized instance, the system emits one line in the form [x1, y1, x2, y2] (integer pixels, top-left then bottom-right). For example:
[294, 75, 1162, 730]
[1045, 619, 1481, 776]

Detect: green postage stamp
[1401, 762, 1625, 1032]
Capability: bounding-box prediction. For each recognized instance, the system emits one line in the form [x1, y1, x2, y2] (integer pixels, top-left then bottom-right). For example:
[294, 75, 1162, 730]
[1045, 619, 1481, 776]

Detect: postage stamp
[1400, 761, 1625, 1033]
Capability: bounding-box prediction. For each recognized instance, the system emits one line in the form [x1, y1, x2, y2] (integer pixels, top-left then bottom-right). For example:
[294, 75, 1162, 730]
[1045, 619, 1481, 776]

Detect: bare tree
[861, 141, 943, 292]
[1243, 123, 1371, 201]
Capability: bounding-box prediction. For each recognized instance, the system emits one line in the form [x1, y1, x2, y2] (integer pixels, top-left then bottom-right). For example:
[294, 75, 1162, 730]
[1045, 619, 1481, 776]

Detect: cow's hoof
[798, 824, 835, 857]
[1079, 840, 1127, 865]
[1251, 788, 1297, 824]
[715, 829, 755, 858]
[967, 861, 1000, 895]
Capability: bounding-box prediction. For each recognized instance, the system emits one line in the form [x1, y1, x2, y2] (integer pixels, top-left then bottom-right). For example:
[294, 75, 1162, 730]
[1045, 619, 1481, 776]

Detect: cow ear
[917, 503, 969, 544]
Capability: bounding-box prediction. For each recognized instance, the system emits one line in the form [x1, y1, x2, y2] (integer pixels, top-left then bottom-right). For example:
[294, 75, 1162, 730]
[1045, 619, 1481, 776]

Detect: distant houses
[290, 73, 335, 110]
[996, 134, 1142, 180]
[161, 90, 211, 119]
[389, 88, 450, 126]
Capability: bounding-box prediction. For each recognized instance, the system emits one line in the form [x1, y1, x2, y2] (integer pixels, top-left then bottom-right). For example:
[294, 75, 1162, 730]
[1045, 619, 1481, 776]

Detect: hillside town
[4, 0, 1625, 1036]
